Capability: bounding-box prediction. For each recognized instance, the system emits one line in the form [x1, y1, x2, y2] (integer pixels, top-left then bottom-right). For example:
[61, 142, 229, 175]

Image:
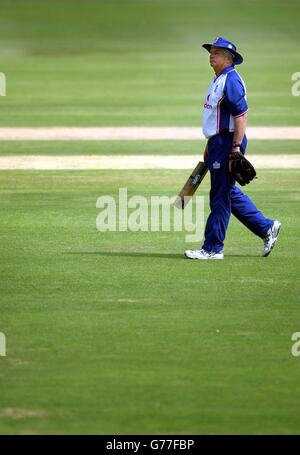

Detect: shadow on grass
[66, 251, 182, 259]
[65, 250, 259, 259]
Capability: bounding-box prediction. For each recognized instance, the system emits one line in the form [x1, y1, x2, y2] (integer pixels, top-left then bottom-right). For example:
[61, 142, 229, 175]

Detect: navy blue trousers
[202, 132, 273, 253]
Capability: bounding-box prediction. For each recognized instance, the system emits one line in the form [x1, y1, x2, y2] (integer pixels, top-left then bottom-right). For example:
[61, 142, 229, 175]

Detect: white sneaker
[184, 248, 224, 260]
[262, 220, 281, 257]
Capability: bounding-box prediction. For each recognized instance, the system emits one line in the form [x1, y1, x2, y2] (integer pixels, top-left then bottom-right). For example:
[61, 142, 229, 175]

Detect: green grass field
[0, 170, 299, 434]
[0, 0, 300, 436]
[0, 140, 299, 156]
[0, 0, 299, 126]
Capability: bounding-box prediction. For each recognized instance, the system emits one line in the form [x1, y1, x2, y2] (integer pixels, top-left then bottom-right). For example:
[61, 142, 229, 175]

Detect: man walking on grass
[185, 37, 281, 260]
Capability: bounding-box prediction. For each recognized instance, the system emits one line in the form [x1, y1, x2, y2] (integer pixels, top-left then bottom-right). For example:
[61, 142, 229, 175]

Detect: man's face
[209, 46, 230, 70]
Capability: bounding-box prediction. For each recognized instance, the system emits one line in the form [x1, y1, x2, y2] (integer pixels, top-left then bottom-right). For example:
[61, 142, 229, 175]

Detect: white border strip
[0, 155, 299, 170]
[0, 127, 300, 140]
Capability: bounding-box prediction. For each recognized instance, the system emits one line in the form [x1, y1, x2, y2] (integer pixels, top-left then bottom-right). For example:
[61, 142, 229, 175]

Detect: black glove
[228, 151, 256, 186]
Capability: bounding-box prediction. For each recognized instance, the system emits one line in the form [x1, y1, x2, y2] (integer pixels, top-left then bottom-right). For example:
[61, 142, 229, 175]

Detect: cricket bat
[174, 161, 208, 209]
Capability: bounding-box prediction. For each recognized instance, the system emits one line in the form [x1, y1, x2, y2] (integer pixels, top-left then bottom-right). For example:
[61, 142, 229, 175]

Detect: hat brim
[202, 43, 243, 65]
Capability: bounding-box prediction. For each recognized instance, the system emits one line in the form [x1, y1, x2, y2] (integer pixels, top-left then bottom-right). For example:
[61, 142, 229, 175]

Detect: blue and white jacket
[202, 65, 248, 139]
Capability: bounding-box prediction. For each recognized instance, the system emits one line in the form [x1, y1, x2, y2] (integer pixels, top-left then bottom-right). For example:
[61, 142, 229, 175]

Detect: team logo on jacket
[204, 94, 212, 109]
[213, 161, 221, 169]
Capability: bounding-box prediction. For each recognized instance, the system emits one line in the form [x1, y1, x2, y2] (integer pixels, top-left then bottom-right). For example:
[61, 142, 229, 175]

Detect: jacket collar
[214, 64, 235, 82]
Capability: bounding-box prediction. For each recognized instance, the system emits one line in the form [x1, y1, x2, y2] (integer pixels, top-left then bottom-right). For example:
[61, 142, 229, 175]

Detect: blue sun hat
[202, 37, 243, 65]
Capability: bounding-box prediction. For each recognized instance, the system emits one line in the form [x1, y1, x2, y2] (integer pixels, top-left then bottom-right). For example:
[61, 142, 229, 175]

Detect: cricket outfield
[0, 0, 300, 435]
